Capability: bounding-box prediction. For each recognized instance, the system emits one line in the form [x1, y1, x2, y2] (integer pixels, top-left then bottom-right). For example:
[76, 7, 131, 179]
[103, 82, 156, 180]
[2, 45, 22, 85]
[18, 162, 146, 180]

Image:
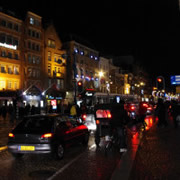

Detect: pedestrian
[138, 102, 148, 130]
[31, 105, 36, 115]
[110, 100, 129, 152]
[48, 105, 53, 113]
[8, 104, 15, 124]
[171, 100, 179, 128]
[70, 103, 77, 118]
[1, 105, 7, 122]
[155, 98, 168, 128]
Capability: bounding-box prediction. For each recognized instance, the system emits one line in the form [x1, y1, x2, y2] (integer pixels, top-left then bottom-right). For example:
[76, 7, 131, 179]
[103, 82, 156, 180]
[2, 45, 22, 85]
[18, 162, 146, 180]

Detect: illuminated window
[14, 81, 18, 89]
[0, 80, 5, 90]
[48, 51, 51, 61]
[14, 66, 19, 75]
[1, 65, 6, 73]
[7, 81, 12, 89]
[28, 68, 32, 77]
[32, 56, 36, 64]
[48, 64, 51, 76]
[30, 17, 34, 25]
[48, 39, 55, 48]
[8, 66, 13, 74]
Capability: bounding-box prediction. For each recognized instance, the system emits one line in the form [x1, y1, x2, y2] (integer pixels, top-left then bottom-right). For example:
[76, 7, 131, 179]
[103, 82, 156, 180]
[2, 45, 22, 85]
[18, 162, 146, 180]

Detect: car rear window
[96, 109, 112, 118]
[15, 117, 54, 133]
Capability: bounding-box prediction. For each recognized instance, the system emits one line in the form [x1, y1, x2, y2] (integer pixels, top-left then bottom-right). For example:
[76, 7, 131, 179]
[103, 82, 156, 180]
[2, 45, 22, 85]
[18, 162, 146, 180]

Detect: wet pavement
[128, 118, 180, 180]
[1, 114, 180, 180]
[0, 115, 17, 150]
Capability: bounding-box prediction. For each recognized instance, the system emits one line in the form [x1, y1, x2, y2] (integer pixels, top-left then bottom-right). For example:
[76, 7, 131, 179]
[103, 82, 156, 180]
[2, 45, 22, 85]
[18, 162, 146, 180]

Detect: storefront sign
[51, 100, 57, 110]
[0, 42, 17, 50]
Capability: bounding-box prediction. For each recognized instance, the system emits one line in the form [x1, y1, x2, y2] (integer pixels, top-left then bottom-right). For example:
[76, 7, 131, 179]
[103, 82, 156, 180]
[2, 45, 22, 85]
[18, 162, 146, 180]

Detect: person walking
[171, 100, 179, 128]
[1, 105, 7, 122]
[110, 101, 129, 152]
[8, 104, 15, 124]
[155, 98, 168, 128]
[70, 103, 77, 118]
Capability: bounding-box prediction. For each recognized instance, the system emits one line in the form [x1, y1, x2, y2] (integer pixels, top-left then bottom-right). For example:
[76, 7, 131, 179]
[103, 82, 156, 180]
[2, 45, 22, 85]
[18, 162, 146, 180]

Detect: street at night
[0, 1, 180, 180]
[0, 114, 180, 180]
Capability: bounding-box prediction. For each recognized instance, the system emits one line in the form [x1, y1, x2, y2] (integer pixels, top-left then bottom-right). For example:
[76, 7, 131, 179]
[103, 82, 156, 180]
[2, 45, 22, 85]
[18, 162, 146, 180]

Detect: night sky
[0, 0, 180, 86]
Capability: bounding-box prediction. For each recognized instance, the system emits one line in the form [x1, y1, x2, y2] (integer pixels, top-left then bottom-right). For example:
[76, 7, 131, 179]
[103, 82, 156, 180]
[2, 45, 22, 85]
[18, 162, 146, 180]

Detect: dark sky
[1, 0, 180, 85]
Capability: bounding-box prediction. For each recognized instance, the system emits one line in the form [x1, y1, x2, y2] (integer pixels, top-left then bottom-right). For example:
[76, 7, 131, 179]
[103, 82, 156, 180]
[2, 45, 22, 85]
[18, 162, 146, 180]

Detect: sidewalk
[0, 115, 17, 151]
[128, 118, 180, 180]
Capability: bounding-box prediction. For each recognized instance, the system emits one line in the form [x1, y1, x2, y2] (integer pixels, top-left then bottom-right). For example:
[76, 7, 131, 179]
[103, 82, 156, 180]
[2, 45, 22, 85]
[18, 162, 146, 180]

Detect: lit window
[30, 17, 34, 25]
[1, 65, 6, 73]
[0, 80, 5, 90]
[14, 81, 18, 89]
[48, 52, 51, 61]
[14, 66, 19, 75]
[7, 81, 12, 89]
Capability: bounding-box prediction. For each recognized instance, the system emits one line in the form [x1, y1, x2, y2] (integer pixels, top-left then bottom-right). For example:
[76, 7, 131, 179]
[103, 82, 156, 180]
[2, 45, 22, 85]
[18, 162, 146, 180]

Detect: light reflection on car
[7, 114, 89, 159]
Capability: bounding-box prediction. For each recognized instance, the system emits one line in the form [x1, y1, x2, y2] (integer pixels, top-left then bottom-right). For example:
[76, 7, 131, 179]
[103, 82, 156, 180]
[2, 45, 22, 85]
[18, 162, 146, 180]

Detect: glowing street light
[98, 71, 104, 78]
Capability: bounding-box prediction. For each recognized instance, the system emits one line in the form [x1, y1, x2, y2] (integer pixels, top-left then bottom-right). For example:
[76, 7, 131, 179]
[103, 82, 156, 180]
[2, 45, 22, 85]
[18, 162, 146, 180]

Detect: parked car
[8, 114, 89, 159]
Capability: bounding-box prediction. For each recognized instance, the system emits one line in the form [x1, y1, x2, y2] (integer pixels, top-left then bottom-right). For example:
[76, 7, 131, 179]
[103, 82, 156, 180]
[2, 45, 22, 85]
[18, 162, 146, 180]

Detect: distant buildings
[0, 9, 152, 110]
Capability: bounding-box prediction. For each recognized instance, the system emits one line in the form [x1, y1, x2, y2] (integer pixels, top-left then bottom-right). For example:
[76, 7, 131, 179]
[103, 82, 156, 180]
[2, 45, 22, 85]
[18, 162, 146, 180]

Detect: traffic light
[156, 76, 165, 90]
[77, 81, 83, 93]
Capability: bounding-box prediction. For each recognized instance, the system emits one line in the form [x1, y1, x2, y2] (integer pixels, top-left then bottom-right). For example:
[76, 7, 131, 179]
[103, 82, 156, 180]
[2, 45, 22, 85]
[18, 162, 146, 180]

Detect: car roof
[23, 113, 61, 119]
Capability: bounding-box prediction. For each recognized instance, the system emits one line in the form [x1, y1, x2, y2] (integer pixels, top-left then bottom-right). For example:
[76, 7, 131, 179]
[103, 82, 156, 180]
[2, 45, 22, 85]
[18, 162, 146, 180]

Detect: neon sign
[0, 43, 17, 50]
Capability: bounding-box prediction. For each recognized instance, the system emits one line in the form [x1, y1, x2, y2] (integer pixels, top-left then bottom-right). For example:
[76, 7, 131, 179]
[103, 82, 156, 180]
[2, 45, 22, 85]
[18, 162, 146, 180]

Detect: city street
[1, 115, 180, 180]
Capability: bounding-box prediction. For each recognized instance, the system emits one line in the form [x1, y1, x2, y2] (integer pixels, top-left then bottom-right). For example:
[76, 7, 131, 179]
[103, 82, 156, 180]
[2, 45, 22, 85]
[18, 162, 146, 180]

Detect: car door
[71, 120, 87, 143]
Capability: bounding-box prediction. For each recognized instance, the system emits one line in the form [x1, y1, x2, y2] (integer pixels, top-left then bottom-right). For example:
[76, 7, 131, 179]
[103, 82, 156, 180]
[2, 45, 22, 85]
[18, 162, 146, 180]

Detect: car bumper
[8, 143, 52, 154]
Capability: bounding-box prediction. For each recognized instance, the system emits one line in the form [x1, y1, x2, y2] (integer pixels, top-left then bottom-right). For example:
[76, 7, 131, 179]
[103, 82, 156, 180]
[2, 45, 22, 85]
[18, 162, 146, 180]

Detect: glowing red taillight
[143, 103, 148, 108]
[82, 114, 87, 121]
[96, 120, 100, 124]
[107, 112, 112, 118]
[41, 133, 53, 138]
[8, 133, 15, 138]
[130, 106, 135, 111]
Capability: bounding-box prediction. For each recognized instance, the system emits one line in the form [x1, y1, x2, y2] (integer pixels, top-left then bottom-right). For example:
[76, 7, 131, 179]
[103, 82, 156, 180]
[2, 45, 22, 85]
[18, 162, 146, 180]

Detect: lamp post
[73, 52, 77, 104]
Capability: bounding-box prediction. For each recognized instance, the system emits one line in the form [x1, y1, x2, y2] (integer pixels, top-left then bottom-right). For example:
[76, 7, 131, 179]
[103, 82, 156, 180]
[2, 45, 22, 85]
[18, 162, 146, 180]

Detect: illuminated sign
[51, 100, 57, 110]
[171, 75, 180, 85]
[0, 42, 17, 50]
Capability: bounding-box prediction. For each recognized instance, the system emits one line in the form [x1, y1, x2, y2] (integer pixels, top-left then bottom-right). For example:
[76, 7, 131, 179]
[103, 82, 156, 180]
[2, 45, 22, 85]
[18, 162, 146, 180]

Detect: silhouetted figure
[31, 105, 36, 115]
[8, 104, 15, 124]
[1, 105, 7, 122]
[110, 101, 129, 152]
[155, 98, 167, 127]
[171, 100, 179, 128]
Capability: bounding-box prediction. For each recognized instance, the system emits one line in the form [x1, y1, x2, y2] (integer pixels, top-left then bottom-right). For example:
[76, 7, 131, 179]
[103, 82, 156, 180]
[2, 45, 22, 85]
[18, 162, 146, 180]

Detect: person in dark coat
[110, 101, 129, 152]
[8, 104, 15, 124]
[1, 105, 7, 122]
[155, 98, 168, 127]
[171, 100, 179, 128]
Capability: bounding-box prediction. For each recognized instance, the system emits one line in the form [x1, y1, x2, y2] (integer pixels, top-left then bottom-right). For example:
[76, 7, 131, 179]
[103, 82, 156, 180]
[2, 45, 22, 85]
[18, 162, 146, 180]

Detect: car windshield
[14, 116, 54, 133]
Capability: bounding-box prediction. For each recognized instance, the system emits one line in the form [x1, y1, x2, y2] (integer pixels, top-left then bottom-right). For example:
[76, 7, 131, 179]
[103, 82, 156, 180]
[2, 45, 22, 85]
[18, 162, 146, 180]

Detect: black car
[8, 114, 89, 159]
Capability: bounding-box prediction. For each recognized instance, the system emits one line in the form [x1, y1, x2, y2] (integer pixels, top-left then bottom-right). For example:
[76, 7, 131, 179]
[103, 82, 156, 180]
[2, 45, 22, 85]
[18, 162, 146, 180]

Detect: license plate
[19, 146, 35, 151]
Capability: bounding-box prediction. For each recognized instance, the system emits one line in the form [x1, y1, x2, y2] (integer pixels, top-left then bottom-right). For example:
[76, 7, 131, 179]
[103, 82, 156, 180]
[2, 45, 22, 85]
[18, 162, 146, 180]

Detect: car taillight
[82, 114, 87, 121]
[8, 133, 15, 138]
[130, 106, 135, 111]
[107, 112, 112, 118]
[41, 133, 53, 138]
[96, 120, 100, 124]
[143, 103, 148, 108]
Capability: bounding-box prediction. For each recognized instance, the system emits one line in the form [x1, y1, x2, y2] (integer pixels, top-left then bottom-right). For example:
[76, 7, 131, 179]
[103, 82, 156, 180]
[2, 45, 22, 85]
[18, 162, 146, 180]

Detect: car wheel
[55, 144, 64, 160]
[82, 133, 89, 146]
[12, 153, 24, 158]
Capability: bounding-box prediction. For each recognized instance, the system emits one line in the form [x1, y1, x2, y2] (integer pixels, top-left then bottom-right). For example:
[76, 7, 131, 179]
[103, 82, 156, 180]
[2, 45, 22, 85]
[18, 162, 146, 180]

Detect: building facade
[43, 24, 66, 109]
[0, 11, 22, 105]
[63, 41, 99, 103]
